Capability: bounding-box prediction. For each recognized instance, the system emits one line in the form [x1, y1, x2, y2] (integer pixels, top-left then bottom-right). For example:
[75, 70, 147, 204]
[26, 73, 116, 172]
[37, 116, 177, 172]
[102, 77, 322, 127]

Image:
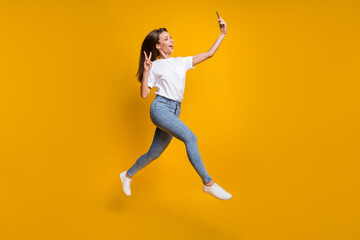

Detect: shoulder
[176, 56, 192, 61]
[174, 56, 188, 60]
[151, 59, 161, 68]
[174, 56, 192, 63]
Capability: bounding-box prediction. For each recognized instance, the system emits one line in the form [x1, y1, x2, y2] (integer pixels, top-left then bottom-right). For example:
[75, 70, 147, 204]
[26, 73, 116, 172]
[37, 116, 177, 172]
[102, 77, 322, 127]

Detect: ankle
[126, 172, 132, 179]
[204, 180, 215, 187]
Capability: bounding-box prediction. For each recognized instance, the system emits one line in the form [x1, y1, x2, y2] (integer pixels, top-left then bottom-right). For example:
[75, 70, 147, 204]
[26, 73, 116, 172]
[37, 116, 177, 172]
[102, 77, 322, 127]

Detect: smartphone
[216, 11, 220, 19]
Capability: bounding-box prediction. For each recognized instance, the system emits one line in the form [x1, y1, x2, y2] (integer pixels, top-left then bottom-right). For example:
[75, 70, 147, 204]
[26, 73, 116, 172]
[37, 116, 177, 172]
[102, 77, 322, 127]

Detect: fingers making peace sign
[143, 51, 152, 72]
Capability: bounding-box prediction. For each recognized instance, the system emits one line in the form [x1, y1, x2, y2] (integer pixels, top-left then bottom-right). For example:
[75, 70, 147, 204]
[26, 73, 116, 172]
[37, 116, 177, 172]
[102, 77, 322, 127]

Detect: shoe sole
[203, 189, 232, 200]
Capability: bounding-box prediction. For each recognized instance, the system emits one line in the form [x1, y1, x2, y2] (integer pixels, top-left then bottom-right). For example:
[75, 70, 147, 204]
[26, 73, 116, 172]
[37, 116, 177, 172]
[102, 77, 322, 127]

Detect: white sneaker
[119, 171, 132, 196]
[203, 183, 232, 200]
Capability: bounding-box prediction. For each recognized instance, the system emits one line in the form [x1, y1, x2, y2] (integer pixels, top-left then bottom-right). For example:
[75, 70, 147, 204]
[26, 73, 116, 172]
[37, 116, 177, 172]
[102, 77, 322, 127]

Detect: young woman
[120, 15, 232, 200]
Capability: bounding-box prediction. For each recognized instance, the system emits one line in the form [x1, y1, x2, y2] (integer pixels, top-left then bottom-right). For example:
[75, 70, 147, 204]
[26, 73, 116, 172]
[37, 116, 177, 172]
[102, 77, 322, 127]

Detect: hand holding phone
[216, 11, 227, 34]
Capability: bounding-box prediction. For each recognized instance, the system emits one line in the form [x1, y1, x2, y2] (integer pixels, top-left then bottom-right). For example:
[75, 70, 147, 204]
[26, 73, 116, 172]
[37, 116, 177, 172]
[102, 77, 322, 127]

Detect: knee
[185, 132, 197, 144]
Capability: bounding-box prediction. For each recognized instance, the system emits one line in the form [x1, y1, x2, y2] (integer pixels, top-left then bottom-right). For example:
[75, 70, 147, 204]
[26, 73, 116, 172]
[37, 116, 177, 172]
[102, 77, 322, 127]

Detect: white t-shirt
[147, 56, 195, 102]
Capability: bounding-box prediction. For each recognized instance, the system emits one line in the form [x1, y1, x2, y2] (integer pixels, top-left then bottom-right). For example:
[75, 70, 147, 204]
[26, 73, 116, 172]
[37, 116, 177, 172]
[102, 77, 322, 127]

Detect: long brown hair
[135, 28, 168, 83]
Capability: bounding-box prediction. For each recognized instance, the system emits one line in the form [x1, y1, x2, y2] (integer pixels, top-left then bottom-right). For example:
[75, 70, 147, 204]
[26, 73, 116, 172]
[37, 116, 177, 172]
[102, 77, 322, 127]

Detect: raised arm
[192, 17, 227, 67]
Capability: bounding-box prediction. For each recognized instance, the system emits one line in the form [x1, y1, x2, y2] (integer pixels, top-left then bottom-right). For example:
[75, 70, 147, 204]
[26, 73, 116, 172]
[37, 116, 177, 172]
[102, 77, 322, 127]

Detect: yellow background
[1, 0, 359, 239]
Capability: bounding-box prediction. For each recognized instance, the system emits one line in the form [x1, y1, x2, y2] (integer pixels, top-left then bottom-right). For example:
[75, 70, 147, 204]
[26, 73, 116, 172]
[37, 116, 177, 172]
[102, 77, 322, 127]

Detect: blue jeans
[127, 94, 212, 184]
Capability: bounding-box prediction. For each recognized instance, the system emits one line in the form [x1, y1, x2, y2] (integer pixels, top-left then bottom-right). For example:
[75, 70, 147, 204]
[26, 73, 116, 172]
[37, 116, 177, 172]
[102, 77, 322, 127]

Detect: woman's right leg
[126, 126, 173, 178]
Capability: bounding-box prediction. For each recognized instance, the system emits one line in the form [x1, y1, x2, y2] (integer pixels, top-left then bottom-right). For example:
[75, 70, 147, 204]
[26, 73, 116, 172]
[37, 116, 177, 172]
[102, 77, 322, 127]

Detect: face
[156, 31, 174, 55]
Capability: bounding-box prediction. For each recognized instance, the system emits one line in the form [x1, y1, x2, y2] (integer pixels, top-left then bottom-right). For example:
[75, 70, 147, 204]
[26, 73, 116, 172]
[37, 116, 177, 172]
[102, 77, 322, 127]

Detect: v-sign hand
[143, 51, 152, 72]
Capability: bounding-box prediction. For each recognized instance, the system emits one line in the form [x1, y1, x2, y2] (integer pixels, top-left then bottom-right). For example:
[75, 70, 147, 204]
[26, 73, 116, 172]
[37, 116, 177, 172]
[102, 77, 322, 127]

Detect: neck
[159, 53, 172, 59]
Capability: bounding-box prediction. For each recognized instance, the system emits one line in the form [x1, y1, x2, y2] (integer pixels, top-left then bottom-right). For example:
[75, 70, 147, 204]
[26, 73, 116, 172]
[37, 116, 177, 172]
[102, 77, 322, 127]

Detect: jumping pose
[120, 14, 232, 200]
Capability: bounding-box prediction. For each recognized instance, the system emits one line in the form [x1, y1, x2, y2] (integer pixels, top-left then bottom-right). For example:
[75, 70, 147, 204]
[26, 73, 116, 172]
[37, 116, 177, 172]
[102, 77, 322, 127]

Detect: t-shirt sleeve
[184, 56, 195, 71]
[147, 68, 155, 88]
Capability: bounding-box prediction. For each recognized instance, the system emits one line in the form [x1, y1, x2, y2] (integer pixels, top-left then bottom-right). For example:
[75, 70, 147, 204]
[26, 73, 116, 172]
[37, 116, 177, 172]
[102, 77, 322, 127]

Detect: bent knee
[185, 133, 197, 144]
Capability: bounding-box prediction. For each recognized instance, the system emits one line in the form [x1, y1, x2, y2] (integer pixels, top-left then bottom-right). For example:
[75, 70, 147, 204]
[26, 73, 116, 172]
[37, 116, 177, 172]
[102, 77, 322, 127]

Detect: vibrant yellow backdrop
[1, 0, 359, 239]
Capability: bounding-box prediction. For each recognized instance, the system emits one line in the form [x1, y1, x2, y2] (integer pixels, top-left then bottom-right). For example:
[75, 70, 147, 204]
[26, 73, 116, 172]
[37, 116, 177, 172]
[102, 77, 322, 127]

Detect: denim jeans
[127, 94, 212, 184]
